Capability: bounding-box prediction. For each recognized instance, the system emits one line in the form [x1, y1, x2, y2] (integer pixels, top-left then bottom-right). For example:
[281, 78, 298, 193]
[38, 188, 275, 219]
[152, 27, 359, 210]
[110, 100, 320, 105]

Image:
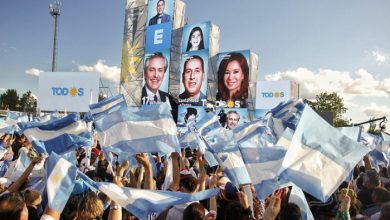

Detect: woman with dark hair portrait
[186, 26, 205, 52]
[216, 52, 249, 107]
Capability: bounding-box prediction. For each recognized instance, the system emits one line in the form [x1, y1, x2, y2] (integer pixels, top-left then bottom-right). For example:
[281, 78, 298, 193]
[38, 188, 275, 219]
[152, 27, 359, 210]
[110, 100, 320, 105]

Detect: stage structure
[120, 0, 186, 107]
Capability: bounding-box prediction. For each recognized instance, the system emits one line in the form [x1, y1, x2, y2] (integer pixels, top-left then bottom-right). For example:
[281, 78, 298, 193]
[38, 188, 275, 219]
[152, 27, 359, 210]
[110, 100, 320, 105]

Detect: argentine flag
[239, 130, 288, 199]
[278, 106, 371, 202]
[0, 119, 13, 134]
[78, 171, 219, 220]
[94, 101, 180, 156]
[89, 94, 127, 120]
[45, 152, 77, 212]
[263, 99, 305, 143]
[338, 126, 362, 142]
[18, 113, 93, 155]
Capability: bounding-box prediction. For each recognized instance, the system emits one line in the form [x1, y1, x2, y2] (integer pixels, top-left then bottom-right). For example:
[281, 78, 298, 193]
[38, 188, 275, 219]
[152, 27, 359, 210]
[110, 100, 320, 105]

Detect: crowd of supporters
[0, 133, 389, 220]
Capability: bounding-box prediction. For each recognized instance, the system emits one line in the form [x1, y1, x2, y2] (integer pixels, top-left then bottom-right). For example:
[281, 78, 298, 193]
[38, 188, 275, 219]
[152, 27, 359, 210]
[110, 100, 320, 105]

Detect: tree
[305, 92, 351, 127]
[19, 90, 37, 113]
[0, 89, 19, 110]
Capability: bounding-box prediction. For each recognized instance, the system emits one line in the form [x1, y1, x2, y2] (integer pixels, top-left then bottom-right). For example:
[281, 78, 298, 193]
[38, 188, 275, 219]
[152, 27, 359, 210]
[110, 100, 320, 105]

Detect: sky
[0, 0, 389, 128]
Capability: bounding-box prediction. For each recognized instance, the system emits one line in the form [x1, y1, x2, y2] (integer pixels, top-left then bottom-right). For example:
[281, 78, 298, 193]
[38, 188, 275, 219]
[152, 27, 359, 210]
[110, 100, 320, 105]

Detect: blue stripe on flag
[89, 94, 127, 120]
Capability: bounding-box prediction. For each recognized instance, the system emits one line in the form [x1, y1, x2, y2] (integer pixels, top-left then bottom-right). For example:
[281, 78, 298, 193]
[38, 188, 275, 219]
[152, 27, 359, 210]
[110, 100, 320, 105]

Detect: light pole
[49, 1, 61, 72]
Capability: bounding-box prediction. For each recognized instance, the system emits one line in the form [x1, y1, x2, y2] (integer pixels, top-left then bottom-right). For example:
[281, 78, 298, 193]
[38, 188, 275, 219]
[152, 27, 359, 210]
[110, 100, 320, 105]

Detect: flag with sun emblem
[45, 152, 77, 212]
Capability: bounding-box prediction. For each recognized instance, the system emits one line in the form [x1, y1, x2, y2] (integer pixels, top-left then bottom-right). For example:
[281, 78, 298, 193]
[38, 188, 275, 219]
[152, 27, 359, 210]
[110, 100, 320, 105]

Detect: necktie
[154, 95, 158, 102]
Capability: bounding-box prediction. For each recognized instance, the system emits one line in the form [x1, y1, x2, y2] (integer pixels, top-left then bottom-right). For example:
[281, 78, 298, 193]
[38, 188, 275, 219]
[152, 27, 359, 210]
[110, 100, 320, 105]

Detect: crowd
[0, 128, 390, 220]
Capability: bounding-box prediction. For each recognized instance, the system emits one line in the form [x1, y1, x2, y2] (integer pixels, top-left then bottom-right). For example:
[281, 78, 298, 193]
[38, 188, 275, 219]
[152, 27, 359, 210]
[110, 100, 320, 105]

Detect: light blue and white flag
[369, 149, 389, 168]
[278, 106, 371, 202]
[78, 170, 220, 218]
[338, 126, 363, 142]
[94, 102, 180, 156]
[6, 111, 29, 124]
[45, 152, 77, 212]
[79, 171, 219, 220]
[89, 94, 127, 120]
[18, 113, 93, 155]
[263, 99, 305, 143]
[240, 141, 288, 199]
[34, 112, 62, 123]
[8, 151, 31, 182]
[288, 184, 314, 220]
[0, 119, 13, 134]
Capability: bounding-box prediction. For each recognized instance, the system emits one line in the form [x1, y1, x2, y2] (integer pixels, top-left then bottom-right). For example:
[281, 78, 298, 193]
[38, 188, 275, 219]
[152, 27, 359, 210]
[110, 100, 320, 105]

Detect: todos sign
[38, 72, 100, 112]
[255, 80, 291, 109]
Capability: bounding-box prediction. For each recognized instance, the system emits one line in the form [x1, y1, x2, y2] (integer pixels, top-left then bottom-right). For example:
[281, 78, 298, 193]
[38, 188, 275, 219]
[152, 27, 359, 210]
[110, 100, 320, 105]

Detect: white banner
[38, 72, 100, 112]
[255, 80, 291, 109]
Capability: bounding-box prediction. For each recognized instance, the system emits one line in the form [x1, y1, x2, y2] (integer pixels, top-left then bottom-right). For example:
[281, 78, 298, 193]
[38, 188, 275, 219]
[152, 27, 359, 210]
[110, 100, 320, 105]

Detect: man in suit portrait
[179, 55, 206, 106]
[141, 52, 169, 104]
[149, 0, 171, 25]
[226, 110, 240, 130]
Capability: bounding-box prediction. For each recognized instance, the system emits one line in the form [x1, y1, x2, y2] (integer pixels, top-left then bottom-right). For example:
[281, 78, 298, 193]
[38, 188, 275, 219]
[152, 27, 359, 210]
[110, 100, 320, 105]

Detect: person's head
[363, 170, 380, 189]
[23, 190, 41, 208]
[182, 55, 204, 98]
[156, 0, 165, 16]
[144, 52, 168, 94]
[180, 175, 198, 193]
[279, 203, 302, 220]
[226, 110, 240, 129]
[186, 27, 204, 51]
[224, 201, 245, 220]
[76, 191, 104, 220]
[0, 191, 28, 220]
[217, 52, 249, 101]
[372, 187, 390, 203]
[379, 204, 390, 220]
[184, 107, 198, 124]
[182, 202, 205, 220]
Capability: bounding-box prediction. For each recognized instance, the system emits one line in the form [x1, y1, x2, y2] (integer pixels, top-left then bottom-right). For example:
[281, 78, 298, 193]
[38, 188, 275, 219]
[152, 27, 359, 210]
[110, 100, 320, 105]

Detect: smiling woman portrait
[186, 26, 205, 52]
[216, 52, 249, 108]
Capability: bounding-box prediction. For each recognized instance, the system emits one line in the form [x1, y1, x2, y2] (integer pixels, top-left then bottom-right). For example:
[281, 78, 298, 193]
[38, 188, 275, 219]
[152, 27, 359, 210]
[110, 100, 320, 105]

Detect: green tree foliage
[0, 89, 20, 110]
[305, 92, 351, 127]
[19, 90, 37, 113]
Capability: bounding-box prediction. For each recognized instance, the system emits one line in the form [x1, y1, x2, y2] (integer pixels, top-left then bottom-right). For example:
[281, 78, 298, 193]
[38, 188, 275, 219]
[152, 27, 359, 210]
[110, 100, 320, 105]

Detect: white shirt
[145, 86, 162, 102]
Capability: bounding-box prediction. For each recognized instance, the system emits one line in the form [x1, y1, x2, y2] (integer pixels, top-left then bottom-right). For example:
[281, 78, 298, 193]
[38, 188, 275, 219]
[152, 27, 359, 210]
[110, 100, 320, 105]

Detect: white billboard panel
[255, 80, 291, 109]
[38, 72, 100, 112]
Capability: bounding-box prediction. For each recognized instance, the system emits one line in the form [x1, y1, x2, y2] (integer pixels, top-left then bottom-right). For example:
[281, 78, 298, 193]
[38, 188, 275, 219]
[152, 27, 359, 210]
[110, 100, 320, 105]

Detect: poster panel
[178, 50, 209, 106]
[215, 50, 250, 108]
[38, 72, 100, 112]
[216, 107, 249, 130]
[146, 0, 174, 27]
[255, 80, 291, 109]
[181, 21, 210, 53]
[141, 50, 171, 105]
[177, 105, 208, 134]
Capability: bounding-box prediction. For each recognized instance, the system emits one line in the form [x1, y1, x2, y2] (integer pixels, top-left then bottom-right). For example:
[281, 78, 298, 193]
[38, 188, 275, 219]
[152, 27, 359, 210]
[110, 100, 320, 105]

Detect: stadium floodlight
[49, 1, 61, 72]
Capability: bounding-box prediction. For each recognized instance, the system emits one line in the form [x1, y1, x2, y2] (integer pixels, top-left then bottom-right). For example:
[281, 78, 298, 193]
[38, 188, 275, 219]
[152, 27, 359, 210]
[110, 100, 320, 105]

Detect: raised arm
[8, 156, 43, 193]
[136, 153, 154, 190]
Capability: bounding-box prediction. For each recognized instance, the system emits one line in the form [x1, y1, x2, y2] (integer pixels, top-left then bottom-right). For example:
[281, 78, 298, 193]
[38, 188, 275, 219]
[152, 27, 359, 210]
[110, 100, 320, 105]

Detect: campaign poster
[178, 50, 209, 106]
[215, 50, 250, 108]
[141, 50, 171, 105]
[145, 22, 172, 52]
[216, 107, 249, 130]
[177, 105, 208, 134]
[181, 21, 210, 53]
[38, 72, 100, 112]
[146, 0, 174, 27]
